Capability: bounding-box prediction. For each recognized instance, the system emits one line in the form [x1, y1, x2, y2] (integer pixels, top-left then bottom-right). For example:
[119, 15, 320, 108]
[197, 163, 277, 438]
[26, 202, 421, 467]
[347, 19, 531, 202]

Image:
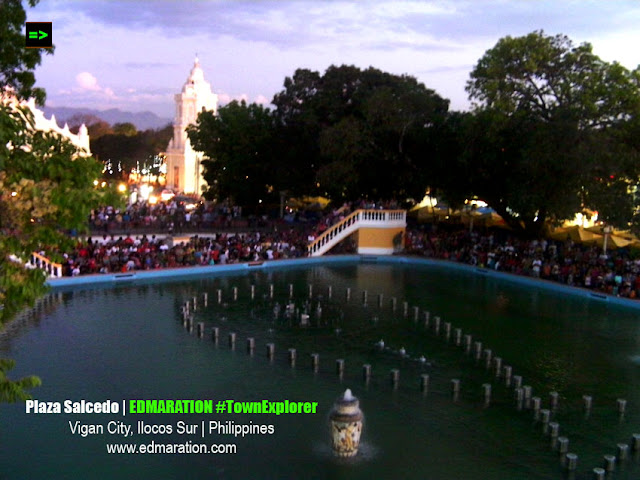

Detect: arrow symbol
[38, 30, 48, 40]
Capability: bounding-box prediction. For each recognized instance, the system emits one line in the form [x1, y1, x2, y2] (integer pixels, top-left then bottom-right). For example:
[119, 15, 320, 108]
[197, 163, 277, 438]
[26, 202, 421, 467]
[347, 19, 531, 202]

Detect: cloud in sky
[255, 95, 269, 105]
[54, 72, 174, 112]
[217, 93, 251, 105]
[31, 0, 640, 116]
[75, 72, 100, 91]
[42, 0, 640, 50]
[215, 92, 273, 106]
[73, 72, 116, 99]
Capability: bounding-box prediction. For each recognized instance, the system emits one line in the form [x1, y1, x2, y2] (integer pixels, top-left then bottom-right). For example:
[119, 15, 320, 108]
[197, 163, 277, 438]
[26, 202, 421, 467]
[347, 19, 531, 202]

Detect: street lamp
[602, 225, 613, 257]
[279, 191, 288, 219]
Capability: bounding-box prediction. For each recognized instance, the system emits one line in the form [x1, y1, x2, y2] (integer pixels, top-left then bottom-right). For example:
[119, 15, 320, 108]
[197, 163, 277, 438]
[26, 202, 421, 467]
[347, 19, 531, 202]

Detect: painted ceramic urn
[329, 389, 363, 457]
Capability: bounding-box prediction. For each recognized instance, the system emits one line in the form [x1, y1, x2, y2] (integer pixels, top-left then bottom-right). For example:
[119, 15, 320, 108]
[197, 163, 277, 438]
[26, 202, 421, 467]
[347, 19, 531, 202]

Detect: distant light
[93, 180, 99, 186]
[259, 199, 263, 204]
[139, 184, 153, 200]
[101, 181, 106, 187]
[160, 189, 175, 202]
[11, 191, 17, 197]
[148, 195, 158, 205]
[118, 183, 127, 193]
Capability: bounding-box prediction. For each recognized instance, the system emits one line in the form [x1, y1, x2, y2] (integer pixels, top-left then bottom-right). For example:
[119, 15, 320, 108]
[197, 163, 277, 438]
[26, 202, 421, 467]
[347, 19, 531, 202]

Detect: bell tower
[165, 57, 218, 194]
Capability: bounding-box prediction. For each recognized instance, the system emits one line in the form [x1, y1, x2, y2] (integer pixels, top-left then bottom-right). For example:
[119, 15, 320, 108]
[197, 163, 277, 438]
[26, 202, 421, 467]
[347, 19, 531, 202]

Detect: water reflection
[1, 262, 640, 479]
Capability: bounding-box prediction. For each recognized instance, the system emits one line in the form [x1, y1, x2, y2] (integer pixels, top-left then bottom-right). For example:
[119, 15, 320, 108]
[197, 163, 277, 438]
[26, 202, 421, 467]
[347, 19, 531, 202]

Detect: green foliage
[460, 30, 640, 235]
[0, 255, 48, 322]
[0, 0, 52, 105]
[188, 66, 448, 204]
[0, 101, 104, 312]
[272, 64, 449, 201]
[91, 123, 172, 179]
[0, 359, 41, 403]
[87, 119, 114, 139]
[1, 103, 104, 244]
[467, 31, 640, 127]
[0, 99, 109, 401]
[112, 122, 137, 136]
[188, 100, 278, 206]
[0, 0, 72, 403]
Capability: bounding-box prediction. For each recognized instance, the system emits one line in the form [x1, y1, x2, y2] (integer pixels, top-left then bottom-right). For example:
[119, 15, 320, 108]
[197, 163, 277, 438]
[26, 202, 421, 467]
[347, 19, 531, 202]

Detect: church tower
[165, 57, 218, 194]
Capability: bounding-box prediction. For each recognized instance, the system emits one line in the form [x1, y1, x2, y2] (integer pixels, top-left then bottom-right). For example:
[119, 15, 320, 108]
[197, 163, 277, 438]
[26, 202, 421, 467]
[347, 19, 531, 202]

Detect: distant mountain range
[42, 106, 172, 131]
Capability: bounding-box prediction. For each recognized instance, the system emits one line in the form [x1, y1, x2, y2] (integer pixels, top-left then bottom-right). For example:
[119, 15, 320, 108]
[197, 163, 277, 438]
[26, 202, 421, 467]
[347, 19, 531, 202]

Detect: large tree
[272, 65, 449, 201]
[0, 0, 52, 105]
[464, 31, 640, 234]
[188, 100, 278, 207]
[68, 114, 114, 138]
[0, 0, 110, 401]
[91, 123, 172, 180]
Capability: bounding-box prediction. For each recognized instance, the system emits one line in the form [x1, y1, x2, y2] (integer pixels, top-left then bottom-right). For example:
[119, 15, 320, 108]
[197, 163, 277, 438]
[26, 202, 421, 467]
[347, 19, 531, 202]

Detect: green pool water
[1, 261, 639, 479]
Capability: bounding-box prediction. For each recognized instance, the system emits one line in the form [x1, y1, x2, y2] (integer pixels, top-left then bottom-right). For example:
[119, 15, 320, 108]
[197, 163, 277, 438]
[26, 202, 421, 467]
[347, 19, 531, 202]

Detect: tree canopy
[91, 123, 172, 180]
[113, 122, 138, 136]
[188, 64, 449, 206]
[274, 65, 449, 201]
[460, 30, 640, 234]
[185, 34, 640, 234]
[188, 100, 278, 206]
[0, 0, 52, 105]
[0, 0, 111, 402]
[467, 31, 640, 128]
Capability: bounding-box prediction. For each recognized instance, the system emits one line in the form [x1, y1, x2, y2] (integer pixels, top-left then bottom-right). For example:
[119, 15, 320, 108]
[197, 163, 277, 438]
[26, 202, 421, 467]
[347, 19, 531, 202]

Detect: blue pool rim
[46, 254, 640, 310]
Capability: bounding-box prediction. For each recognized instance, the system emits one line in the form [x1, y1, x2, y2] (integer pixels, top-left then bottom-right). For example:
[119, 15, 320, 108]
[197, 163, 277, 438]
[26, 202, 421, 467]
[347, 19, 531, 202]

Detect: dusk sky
[29, 0, 640, 119]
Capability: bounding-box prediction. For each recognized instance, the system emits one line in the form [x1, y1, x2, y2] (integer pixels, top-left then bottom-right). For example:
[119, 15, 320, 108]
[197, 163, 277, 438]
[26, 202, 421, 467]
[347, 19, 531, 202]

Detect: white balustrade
[29, 252, 63, 278]
[307, 209, 406, 257]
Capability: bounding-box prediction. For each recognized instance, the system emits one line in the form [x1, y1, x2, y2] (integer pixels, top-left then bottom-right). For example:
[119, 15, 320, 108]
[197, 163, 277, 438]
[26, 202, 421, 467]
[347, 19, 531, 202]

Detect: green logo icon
[28, 31, 48, 40]
[25, 22, 52, 48]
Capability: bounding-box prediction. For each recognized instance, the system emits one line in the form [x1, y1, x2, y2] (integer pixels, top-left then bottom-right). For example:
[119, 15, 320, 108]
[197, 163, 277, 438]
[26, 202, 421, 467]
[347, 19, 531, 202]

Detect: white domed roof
[188, 57, 205, 83]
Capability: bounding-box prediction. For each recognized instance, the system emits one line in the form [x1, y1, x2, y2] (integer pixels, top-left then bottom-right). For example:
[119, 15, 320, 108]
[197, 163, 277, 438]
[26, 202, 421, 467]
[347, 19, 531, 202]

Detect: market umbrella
[584, 234, 634, 249]
[549, 226, 601, 243]
[482, 212, 509, 229]
[413, 205, 449, 223]
[585, 226, 639, 242]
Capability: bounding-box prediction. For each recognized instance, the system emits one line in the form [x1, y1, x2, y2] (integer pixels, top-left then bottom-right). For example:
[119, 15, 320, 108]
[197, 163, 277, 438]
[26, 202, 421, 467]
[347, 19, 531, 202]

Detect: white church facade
[164, 58, 218, 195]
[2, 92, 91, 155]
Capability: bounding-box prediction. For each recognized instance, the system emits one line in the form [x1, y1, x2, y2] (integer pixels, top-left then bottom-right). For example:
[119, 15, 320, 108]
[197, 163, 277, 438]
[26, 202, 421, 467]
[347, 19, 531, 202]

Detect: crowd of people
[50, 198, 640, 302]
[89, 200, 249, 233]
[55, 229, 311, 276]
[56, 199, 400, 275]
[404, 227, 640, 299]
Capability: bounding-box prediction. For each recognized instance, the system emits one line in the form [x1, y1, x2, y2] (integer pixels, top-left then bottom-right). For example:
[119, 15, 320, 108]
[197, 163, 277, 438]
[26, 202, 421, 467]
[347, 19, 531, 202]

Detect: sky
[29, 0, 640, 119]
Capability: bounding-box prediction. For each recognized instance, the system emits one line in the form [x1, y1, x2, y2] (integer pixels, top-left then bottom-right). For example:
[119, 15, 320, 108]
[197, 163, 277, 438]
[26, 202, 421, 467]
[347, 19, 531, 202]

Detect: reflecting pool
[1, 260, 639, 479]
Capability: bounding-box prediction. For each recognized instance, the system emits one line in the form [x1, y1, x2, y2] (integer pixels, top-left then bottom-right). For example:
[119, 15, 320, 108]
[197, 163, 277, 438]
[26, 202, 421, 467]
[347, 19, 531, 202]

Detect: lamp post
[469, 204, 477, 233]
[603, 225, 613, 257]
[279, 191, 288, 219]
